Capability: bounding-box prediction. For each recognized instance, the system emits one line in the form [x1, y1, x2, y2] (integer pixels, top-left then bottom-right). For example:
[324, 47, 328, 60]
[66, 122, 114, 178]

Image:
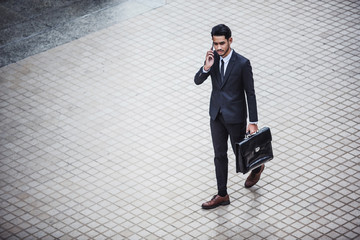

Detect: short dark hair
[211, 24, 232, 39]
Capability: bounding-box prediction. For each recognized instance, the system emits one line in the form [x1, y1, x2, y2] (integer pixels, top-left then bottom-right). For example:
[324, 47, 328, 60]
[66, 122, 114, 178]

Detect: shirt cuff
[249, 122, 258, 125]
[202, 66, 210, 73]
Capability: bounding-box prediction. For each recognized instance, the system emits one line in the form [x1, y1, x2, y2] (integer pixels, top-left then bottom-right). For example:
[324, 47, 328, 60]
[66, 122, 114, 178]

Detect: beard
[217, 45, 230, 57]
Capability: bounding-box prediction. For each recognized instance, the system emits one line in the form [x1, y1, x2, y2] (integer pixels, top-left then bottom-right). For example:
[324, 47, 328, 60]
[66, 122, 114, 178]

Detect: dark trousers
[210, 113, 246, 195]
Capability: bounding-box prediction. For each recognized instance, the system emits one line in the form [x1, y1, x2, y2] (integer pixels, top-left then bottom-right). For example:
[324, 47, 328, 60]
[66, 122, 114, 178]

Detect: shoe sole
[201, 200, 230, 209]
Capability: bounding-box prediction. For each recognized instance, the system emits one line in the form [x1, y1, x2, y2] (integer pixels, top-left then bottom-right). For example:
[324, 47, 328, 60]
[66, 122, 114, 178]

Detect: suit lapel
[221, 51, 236, 88]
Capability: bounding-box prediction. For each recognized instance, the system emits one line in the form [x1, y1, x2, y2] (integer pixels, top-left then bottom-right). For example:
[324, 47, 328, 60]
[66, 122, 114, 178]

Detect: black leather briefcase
[235, 127, 273, 174]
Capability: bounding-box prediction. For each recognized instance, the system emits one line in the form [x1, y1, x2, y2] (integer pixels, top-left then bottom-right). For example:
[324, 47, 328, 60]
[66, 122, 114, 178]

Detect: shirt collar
[220, 49, 233, 63]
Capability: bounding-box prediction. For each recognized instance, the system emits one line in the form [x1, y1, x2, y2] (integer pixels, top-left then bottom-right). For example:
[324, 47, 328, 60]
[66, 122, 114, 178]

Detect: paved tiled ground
[1, 0, 359, 239]
[0, 0, 166, 67]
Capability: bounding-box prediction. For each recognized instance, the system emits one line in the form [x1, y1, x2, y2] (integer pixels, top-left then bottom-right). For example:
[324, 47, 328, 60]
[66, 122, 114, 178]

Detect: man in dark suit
[194, 24, 265, 209]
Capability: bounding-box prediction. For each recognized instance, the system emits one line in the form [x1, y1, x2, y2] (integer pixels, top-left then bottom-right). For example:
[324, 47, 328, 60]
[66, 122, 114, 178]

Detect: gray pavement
[1, 0, 359, 239]
[0, 0, 166, 67]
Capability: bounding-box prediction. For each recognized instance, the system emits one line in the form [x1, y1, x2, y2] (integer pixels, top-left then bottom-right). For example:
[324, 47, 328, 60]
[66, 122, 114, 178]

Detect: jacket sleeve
[242, 60, 258, 122]
[194, 66, 211, 85]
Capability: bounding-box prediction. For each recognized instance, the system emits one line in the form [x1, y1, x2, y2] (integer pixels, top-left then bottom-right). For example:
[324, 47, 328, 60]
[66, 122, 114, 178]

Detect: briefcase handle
[245, 130, 259, 139]
[245, 126, 271, 139]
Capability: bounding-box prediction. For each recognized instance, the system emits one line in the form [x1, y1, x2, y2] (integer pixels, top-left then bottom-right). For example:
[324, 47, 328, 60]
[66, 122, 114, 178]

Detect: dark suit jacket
[194, 50, 258, 124]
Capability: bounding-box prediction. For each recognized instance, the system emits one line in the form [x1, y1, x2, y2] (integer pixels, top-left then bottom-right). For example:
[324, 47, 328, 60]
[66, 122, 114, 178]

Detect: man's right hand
[204, 48, 214, 71]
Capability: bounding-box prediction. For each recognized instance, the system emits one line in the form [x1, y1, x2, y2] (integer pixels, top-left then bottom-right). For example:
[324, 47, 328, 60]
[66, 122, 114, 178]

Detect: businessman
[194, 24, 265, 209]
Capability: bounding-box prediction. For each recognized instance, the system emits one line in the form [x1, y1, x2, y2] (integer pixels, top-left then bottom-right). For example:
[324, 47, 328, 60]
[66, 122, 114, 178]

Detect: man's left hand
[246, 123, 258, 135]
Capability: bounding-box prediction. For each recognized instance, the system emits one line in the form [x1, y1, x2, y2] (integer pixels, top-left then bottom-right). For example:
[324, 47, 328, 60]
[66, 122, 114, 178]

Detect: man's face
[212, 35, 232, 57]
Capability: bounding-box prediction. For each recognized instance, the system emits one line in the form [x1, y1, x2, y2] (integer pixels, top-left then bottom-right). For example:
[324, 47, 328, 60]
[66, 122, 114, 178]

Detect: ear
[229, 37, 233, 44]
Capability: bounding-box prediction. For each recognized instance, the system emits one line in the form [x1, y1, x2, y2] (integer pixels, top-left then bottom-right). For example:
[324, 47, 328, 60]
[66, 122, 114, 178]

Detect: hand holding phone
[204, 46, 214, 71]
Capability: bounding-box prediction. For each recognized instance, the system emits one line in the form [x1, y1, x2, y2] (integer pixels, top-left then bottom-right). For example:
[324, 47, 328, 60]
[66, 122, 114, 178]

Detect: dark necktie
[221, 59, 225, 82]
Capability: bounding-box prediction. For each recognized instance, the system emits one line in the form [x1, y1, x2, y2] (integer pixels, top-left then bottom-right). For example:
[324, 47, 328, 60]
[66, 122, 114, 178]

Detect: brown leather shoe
[245, 164, 265, 188]
[201, 194, 230, 209]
